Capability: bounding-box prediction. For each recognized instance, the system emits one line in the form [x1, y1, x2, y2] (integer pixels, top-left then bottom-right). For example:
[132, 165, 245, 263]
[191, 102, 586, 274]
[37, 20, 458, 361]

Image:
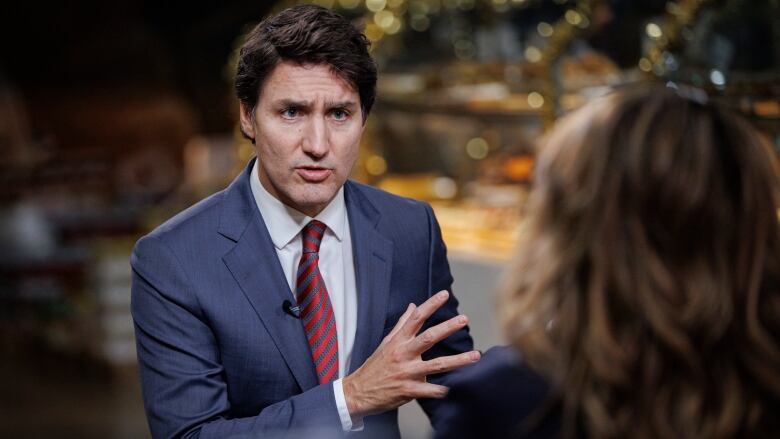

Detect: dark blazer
[130, 159, 474, 439]
[432, 346, 559, 439]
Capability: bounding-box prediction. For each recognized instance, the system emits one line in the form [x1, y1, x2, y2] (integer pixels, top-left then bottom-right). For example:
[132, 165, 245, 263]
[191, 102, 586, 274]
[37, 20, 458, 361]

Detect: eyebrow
[325, 100, 358, 109]
[271, 99, 358, 109]
[272, 99, 310, 108]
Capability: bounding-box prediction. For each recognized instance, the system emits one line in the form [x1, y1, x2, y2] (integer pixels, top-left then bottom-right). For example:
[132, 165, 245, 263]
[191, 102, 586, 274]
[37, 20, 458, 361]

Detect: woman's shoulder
[443, 346, 550, 411]
[433, 346, 557, 439]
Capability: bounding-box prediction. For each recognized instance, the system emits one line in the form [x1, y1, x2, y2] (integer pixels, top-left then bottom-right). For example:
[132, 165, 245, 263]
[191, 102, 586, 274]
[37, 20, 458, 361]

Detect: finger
[409, 314, 469, 355]
[386, 303, 416, 340]
[405, 382, 450, 400]
[399, 290, 449, 338]
[410, 351, 481, 377]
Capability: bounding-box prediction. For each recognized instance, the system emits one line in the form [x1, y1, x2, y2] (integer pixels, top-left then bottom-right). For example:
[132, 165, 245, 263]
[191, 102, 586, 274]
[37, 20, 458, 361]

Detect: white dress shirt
[249, 160, 360, 431]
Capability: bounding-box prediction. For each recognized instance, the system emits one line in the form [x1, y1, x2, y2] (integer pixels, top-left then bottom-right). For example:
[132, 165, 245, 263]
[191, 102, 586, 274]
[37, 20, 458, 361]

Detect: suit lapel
[345, 181, 394, 374]
[219, 160, 319, 391]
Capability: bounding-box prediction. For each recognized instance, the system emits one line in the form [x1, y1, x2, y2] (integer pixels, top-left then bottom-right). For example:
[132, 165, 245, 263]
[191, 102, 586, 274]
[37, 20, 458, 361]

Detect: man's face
[240, 62, 364, 217]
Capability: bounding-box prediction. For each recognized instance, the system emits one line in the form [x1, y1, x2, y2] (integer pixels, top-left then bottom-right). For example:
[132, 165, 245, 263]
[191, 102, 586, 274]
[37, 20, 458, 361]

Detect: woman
[434, 85, 780, 438]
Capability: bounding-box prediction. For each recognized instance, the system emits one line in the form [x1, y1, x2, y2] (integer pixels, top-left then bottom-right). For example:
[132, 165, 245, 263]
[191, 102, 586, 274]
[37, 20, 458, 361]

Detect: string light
[710, 69, 726, 87]
[645, 22, 663, 39]
[364, 22, 385, 41]
[374, 10, 395, 28]
[338, 0, 361, 8]
[466, 138, 489, 160]
[386, 16, 403, 34]
[433, 177, 457, 199]
[366, 155, 388, 175]
[564, 10, 582, 26]
[366, 0, 387, 12]
[527, 92, 544, 109]
[537, 22, 554, 37]
[524, 46, 542, 63]
[638, 58, 653, 72]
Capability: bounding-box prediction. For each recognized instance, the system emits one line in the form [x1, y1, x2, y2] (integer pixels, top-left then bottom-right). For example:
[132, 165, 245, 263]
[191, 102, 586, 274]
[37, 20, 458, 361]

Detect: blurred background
[0, 0, 778, 437]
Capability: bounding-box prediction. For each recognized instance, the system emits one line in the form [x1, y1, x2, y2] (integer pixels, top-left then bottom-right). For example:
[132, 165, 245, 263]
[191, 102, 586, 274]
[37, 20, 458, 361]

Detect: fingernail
[438, 291, 449, 300]
[470, 352, 480, 361]
[458, 315, 467, 325]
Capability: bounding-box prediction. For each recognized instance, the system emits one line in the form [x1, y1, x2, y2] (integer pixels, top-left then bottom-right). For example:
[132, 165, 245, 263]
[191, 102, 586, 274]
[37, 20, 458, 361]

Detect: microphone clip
[282, 300, 301, 319]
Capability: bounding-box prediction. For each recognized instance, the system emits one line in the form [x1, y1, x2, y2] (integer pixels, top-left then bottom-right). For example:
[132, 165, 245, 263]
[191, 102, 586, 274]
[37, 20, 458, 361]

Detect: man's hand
[342, 290, 481, 419]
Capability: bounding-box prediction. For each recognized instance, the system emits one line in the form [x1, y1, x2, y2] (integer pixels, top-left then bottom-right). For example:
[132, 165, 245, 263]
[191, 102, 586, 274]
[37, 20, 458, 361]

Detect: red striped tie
[296, 220, 339, 384]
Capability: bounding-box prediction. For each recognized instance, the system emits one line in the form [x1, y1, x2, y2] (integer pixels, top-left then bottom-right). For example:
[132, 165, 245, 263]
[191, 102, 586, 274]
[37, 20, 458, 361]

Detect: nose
[301, 116, 329, 159]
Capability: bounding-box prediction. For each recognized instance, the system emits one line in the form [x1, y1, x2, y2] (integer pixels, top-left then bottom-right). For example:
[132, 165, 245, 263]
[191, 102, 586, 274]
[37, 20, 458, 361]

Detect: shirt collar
[249, 158, 346, 250]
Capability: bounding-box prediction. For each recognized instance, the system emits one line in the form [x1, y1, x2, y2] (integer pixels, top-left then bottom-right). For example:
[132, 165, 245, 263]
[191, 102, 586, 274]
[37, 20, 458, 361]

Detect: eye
[281, 107, 299, 119]
[331, 108, 349, 121]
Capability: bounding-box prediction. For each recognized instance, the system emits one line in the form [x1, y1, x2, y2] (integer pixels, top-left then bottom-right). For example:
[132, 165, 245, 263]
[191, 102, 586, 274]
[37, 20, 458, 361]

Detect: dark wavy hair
[234, 4, 377, 121]
[500, 85, 780, 438]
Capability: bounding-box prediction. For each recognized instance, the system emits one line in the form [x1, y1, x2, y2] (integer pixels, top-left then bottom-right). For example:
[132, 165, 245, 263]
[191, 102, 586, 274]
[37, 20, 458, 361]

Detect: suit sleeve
[416, 203, 475, 419]
[130, 235, 343, 439]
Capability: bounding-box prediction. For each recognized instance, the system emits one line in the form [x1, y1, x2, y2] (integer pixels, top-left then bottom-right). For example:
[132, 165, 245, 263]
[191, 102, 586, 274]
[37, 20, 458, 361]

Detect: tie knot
[302, 220, 326, 253]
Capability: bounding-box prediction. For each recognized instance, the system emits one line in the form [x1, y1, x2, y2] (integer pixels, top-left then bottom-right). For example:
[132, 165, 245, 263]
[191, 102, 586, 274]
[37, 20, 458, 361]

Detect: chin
[287, 188, 338, 213]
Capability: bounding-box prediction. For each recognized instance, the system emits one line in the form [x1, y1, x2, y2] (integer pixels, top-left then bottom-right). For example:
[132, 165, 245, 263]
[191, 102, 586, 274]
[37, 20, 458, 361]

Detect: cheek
[334, 126, 363, 163]
[257, 125, 301, 163]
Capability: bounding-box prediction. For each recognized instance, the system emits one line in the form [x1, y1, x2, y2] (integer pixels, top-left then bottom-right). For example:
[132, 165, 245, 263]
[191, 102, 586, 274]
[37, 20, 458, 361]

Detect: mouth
[296, 166, 333, 183]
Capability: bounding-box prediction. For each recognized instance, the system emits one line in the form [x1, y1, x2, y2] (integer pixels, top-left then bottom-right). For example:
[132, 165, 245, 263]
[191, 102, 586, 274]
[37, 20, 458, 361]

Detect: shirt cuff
[333, 378, 364, 431]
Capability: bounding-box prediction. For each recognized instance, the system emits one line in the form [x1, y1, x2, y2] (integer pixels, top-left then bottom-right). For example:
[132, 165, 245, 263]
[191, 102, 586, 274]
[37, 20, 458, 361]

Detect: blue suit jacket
[130, 159, 474, 439]
[432, 347, 559, 439]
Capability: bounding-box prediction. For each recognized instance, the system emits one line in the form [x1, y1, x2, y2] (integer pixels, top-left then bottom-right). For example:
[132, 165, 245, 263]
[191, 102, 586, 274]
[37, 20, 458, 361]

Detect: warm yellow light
[564, 10, 582, 25]
[433, 177, 457, 199]
[466, 137, 489, 160]
[527, 92, 544, 109]
[387, 0, 405, 8]
[386, 17, 403, 34]
[374, 10, 395, 28]
[364, 23, 385, 41]
[339, 0, 361, 8]
[366, 155, 388, 175]
[645, 22, 663, 39]
[537, 22, 553, 37]
[638, 57, 653, 72]
[366, 0, 388, 12]
[524, 46, 542, 63]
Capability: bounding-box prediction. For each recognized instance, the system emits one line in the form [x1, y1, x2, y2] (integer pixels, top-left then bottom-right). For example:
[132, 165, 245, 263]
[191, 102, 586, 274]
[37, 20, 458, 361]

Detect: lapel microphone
[282, 300, 301, 319]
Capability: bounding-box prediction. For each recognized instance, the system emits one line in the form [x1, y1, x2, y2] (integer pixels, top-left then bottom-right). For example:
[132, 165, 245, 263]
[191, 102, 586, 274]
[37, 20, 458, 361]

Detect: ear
[239, 101, 256, 141]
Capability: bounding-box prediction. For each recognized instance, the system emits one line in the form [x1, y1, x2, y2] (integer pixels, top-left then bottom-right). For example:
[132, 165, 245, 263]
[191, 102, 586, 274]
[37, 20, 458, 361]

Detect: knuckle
[400, 364, 416, 379]
[390, 350, 405, 363]
[419, 330, 435, 345]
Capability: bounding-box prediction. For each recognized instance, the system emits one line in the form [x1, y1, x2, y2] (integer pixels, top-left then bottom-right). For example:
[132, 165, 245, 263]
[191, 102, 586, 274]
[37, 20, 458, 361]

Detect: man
[131, 5, 479, 439]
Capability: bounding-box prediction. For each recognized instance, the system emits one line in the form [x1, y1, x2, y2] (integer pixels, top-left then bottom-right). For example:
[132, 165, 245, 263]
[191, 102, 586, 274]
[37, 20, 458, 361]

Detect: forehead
[259, 62, 358, 103]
